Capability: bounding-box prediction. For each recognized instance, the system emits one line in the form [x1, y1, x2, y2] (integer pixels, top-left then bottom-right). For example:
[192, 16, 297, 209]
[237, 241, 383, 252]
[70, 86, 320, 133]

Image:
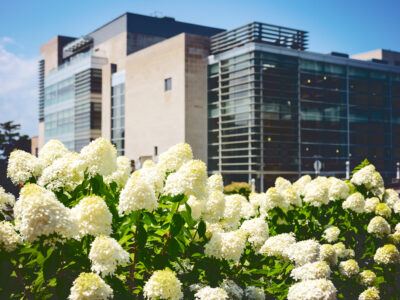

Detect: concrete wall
[123, 34, 186, 163]
[184, 35, 210, 162]
[110, 33, 210, 164]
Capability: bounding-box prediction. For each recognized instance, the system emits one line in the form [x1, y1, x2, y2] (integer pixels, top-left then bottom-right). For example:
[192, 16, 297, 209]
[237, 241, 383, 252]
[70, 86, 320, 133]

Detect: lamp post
[313, 160, 322, 177]
[345, 160, 350, 180]
[250, 178, 256, 193]
[396, 162, 400, 180]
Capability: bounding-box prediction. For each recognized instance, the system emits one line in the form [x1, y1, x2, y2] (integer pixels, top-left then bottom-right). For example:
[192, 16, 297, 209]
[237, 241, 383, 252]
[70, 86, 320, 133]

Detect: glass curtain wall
[208, 52, 259, 184]
[209, 50, 400, 188]
[258, 52, 299, 187]
[299, 60, 348, 177]
[111, 83, 125, 155]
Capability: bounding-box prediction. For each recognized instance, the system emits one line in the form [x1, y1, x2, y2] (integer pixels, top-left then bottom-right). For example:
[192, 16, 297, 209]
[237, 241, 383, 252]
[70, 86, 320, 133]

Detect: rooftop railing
[210, 22, 308, 55]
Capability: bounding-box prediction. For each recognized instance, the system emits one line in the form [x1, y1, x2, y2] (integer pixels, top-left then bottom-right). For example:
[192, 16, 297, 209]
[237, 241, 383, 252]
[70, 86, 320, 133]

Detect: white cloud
[0, 37, 38, 136]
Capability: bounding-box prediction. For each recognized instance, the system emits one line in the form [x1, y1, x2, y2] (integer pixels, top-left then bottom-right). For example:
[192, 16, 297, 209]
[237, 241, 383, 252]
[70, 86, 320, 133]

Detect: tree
[0, 121, 31, 195]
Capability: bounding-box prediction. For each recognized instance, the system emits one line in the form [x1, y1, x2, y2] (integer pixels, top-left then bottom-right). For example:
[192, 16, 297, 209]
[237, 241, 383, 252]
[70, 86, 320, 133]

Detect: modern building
[39, 14, 400, 189]
[207, 22, 400, 189]
[38, 13, 223, 161]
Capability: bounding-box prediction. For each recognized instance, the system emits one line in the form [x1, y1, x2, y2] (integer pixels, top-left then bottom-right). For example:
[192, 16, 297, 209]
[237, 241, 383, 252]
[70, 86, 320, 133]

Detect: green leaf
[197, 220, 206, 238]
[170, 214, 185, 237]
[136, 224, 148, 249]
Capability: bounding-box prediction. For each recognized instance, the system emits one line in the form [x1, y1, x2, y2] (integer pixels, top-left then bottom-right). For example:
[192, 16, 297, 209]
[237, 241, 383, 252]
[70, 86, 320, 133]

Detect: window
[164, 77, 172, 91]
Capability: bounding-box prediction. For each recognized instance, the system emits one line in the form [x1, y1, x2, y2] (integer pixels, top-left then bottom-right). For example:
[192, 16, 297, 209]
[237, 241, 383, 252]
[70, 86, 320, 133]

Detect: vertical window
[164, 78, 172, 91]
[111, 83, 125, 155]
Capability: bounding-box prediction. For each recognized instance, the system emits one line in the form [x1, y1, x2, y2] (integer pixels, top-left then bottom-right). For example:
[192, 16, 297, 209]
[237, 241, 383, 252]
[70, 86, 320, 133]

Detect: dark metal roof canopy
[210, 22, 308, 55]
[63, 36, 93, 59]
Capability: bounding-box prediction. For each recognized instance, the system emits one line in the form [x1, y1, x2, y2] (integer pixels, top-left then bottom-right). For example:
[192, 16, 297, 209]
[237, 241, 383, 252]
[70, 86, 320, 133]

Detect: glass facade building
[111, 71, 126, 155]
[43, 53, 106, 151]
[208, 23, 400, 189]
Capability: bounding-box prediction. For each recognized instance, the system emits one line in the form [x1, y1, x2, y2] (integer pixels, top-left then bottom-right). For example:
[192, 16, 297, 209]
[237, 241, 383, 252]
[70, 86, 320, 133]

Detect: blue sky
[0, 0, 399, 136]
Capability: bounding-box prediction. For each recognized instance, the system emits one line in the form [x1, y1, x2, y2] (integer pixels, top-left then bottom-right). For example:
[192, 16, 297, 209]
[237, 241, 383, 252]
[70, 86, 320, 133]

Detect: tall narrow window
[164, 77, 172, 91]
[111, 83, 125, 155]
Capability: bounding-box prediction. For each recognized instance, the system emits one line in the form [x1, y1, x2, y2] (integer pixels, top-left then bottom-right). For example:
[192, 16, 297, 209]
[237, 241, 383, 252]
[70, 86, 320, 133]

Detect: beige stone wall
[38, 121, 45, 149]
[97, 32, 127, 141]
[123, 34, 187, 163]
[40, 37, 61, 75]
[351, 49, 383, 61]
[99, 32, 210, 164]
[184, 35, 210, 162]
[31, 136, 39, 156]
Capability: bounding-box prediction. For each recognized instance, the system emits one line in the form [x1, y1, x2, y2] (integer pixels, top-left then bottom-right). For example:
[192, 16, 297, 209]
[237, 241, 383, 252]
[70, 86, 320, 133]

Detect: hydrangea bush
[1, 138, 400, 299]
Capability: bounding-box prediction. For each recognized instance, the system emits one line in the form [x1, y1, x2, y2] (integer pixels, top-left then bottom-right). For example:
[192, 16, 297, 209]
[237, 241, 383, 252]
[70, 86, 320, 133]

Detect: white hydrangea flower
[38, 152, 86, 192]
[393, 201, 400, 214]
[323, 226, 340, 243]
[194, 286, 229, 300]
[244, 286, 265, 300]
[351, 165, 384, 197]
[342, 192, 365, 213]
[259, 233, 296, 258]
[240, 217, 269, 251]
[383, 189, 400, 208]
[79, 138, 117, 177]
[89, 236, 130, 277]
[339, 259, 359, 277]
[374, 202, 391, 218]
[359, 287, 380, 300]
[328, 177, 349, 200]
[303, 177, 330, 207]
[264, 187, 288, 210]
[364, 197, 380, 213]
[164, 160, 207, 199]
[118, 173, 158, 215]
[143, 269, 183, 300]
[135, 160, 165, 194]
[291, 261, 331, 281]
[275, 177, 292, 190]
[7, 150, 42, 184]
[359, 270, 376, 286]
[104, 156, 131, 187]
[68, 272, 113, 300]
[38, 139, 69, 168]
[374, 244, 400, 264]
[286, 239, 321, 266]
[249, 193, 266, 212]
[293, 175, 312, 197]
[207, 174, 224, 192]
[319, 244, 338, 265]
[221, 194, 247, 230]
[71, 196, 112, 237]
[14, 184, 75, 241]
[0, 221, 21, 252]
[204, 229, 247, 262]
[333, 242, 354, 259]
[280, 185, 302, 207]
[221, 279, 243, 299]
[287, 279, 336, 300]
[202, 191, 225, 223]
[367, 216, 391, 237]
[180, 195, 205, 221]
[389, 231, 400, 244]
[158, 143, 193, 173]
[205, 222, 224, 239]
[0, 186, 15, 210]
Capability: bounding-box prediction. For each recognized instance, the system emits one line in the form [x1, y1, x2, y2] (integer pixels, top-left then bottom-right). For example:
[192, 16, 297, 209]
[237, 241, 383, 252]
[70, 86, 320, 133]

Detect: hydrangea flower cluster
[3, 139, 400, 299]
[69, 272, 113, 300]
[89, 236, 130, 276]
[143, 269, 183, 300]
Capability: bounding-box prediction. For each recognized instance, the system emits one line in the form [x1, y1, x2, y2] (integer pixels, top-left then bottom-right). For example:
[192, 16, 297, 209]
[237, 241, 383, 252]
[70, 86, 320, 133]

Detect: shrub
[0, 138, 399, 299]
[224, 181, 251, 198]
